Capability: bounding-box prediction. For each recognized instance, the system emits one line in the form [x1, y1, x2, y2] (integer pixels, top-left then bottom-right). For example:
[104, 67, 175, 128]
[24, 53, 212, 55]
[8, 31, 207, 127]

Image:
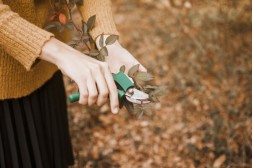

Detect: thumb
[138, 64, 147, 72]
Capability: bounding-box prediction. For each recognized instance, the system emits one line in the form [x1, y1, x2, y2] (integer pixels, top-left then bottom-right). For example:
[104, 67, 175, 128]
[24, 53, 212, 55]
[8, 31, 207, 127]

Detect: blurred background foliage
[64, 0, 252, 167]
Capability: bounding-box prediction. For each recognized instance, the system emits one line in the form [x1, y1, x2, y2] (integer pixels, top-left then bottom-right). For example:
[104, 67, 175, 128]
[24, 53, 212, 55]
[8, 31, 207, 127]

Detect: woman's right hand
[39, 37, 119, 114]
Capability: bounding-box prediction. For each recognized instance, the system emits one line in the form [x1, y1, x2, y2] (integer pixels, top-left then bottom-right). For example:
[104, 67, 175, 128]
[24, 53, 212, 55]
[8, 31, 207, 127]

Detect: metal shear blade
[125, 88, 150, 104]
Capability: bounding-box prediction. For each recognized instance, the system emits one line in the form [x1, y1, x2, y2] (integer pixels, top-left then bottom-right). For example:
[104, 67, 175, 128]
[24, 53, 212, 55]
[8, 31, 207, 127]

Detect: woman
[0, 0, 146, 167]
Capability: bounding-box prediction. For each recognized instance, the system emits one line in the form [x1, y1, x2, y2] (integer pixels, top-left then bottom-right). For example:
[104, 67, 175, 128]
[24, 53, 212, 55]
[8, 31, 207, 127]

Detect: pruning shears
[68, 71, 150, 107]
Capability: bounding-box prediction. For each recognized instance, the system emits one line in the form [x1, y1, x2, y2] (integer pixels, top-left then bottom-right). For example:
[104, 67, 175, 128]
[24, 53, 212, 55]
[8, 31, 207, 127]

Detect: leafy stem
[44, 0, 166, 117]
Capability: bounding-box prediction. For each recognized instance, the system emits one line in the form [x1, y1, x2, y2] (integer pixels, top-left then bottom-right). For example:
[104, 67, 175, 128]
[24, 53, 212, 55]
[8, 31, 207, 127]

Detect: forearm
[39, 37, 66, 65]
[39, 37, 81, 67]
[76, 0, 119, 40]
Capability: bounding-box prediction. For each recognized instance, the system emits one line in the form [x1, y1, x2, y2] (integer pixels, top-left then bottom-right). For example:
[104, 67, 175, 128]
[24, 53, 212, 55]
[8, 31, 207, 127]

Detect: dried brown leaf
[135, 72, 153, 82]
[87, 15, 96, 31]
[82, 21, 88, 33]
[100, 47, 108, 56]
[105, 35, 119, 45]
[119, 65, 126, 72]
[89, 50, 99, 57]
[128, 64, 140, 77]
[153, 86, 167, 96]
[99, 33, 104, 48]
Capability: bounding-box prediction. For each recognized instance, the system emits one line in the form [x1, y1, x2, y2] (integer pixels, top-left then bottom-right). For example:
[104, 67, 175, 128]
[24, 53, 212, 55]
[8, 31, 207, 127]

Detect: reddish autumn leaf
[59, 13, 67, 24]
[49, 15, 56, 21]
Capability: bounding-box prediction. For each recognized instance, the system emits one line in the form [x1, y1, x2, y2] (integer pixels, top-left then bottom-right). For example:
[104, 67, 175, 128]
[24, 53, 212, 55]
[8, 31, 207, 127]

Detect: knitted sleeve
[0, 1, 55, 71]
[76, 0, 120, 41]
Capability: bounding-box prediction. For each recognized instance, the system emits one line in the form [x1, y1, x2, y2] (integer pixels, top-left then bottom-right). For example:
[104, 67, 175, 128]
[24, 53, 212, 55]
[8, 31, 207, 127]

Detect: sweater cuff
[76, 0, 120, 41]
[0, 4, 55, 71]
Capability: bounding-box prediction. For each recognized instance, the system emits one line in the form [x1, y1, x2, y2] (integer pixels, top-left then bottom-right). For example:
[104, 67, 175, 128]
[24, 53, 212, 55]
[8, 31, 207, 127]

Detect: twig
[66, 3, 82, 32]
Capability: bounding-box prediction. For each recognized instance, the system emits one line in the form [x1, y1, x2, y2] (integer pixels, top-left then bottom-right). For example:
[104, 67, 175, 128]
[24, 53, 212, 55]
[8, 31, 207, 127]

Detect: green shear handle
[68, 72, 134, 103]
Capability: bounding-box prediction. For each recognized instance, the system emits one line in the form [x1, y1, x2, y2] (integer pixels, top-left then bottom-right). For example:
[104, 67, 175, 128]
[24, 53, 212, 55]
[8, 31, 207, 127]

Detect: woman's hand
[40, 37, 119, 114]
[96, 35, 147, 74]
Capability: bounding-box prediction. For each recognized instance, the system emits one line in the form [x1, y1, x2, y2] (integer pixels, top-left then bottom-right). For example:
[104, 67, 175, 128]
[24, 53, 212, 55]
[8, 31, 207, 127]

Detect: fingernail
[112, 107, 119, 114]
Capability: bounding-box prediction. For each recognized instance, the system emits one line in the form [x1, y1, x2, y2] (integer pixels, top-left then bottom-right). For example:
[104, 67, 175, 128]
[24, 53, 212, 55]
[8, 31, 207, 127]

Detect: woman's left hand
[96, 35, 147, 74]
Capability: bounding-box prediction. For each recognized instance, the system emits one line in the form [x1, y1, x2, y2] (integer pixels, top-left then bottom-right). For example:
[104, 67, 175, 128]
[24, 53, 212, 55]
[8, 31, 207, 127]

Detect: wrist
[40, 37, 72, 67]
[40, 37, 61, 63]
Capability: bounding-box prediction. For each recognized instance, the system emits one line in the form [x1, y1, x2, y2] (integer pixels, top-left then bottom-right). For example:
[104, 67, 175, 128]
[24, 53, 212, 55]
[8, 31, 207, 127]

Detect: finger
[95, 72, 109, 106]
[87, 79, 98, 106]
[103, 66, 119, 114]
[77, 82, 89, 105]
[138, 64, 147, 72]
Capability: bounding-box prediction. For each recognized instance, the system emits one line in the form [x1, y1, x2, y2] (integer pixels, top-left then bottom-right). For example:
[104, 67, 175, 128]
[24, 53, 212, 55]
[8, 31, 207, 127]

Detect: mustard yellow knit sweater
[0, 0, 119, 100]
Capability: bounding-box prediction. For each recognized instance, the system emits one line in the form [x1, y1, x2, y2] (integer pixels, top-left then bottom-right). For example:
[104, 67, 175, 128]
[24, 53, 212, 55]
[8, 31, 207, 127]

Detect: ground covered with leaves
[64, 0, 252, 167]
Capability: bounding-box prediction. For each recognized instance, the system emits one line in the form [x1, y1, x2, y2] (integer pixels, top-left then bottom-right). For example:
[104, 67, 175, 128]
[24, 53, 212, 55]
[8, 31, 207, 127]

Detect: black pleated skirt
[0, 70, 74, 168]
